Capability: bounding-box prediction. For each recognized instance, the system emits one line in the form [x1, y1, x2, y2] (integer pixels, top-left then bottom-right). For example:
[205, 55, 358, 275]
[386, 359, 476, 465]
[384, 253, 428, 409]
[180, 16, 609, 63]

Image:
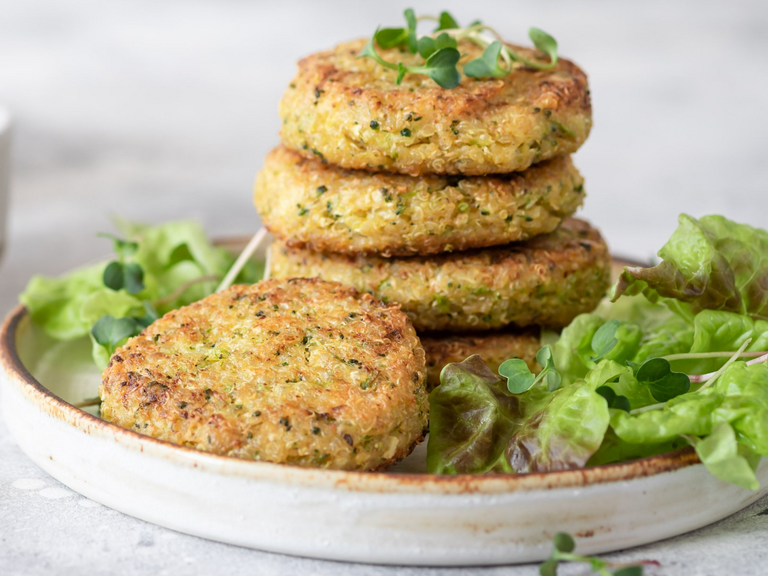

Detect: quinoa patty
[99, 278, 428, 471]
[279, 38, 591, 176]
[255, 146, 584, 257]
[422, 330, 540, 391]
[269, 218, 611, 332]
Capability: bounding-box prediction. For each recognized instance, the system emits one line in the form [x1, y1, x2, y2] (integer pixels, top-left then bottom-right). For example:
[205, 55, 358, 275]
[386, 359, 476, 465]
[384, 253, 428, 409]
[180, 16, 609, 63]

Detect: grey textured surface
[1, 0, 768, 574]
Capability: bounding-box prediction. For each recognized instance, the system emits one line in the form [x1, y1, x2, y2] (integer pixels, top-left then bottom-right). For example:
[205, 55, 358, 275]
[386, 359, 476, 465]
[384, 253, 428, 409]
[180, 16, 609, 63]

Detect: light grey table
[1, 1, 767, 574]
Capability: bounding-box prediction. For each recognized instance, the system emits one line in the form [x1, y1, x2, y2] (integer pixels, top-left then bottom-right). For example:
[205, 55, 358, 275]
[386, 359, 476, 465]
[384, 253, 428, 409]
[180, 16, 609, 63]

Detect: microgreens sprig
[99, 233, 145, 295]
[596, 386, 631, 412]
[499, 345, 561, 394]
[358, 9, 559, 89]
[499, 321, 768, 417]
[540, 532, 656, 576]
[91, 301, 158, 357]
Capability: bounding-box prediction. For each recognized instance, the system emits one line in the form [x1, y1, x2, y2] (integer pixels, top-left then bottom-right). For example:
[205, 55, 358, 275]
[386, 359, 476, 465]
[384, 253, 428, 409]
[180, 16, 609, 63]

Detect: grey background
[1, 1, 768, 574]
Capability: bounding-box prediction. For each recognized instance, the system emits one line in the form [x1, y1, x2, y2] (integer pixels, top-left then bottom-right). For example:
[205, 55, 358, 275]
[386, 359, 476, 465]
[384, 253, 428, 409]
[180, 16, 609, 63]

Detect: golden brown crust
[269, 218, 611, 332]
[279, 38, 592, 176]
[99, 278, 428, 471]
[255, 146, 585, 257]
[421, 329, 540, 391]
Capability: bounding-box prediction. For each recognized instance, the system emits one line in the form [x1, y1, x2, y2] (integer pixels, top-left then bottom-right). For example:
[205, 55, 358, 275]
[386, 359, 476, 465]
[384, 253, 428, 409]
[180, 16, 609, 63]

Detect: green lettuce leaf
[20, 219, 264, 368]
[633, 313, 694, 364]
[549, 314, 605, 385]
[551, 314, 642, 386]
[671, 310, 768, 375]
[587, 429, 685, 467]
[20, 263, 109, 340]
[612, 214, 768, 318]
[710, 361, 768, 455]
[611, 362, 768, 456]
[690, 422, 760, 491]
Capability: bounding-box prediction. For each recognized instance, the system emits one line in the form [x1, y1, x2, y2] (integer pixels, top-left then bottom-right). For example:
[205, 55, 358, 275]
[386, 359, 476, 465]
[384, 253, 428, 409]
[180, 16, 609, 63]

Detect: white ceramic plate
[2, 254, 766, 566]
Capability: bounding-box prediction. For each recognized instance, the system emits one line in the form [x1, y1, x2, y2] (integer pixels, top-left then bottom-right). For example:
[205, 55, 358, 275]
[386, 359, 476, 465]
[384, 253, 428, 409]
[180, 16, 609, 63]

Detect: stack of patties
[256, 37, 611, 388]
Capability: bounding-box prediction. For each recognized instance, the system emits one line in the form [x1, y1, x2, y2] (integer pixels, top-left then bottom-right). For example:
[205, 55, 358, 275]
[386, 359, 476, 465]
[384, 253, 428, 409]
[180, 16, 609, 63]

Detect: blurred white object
[0, 108, 10, 261]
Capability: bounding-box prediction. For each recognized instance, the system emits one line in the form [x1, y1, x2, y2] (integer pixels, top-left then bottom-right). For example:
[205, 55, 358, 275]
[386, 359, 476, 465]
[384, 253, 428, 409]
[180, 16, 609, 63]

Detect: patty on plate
[268, 218, 611, 332]
[421, 329, 540, 391]
[255, 146, 584, 257]
[279, 38, 591, 176]
[99, 278, 428, 471]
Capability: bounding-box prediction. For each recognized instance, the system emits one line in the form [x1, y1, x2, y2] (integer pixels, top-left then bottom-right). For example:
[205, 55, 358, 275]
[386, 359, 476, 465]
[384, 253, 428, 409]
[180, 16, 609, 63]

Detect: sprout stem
[630, 402, 666, 415]
[216, 228, 268, 292]
[746, 351, 768, 367]
[663, 350, 768, 361]
[74, 398, 100, 408]
[691, 339, 752, 389]
[154, 274, 219, 307]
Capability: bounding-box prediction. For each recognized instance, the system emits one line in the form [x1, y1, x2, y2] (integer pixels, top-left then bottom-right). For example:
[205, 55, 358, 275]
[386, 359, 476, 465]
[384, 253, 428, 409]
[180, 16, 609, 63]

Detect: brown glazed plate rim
[0, 255, 701, 495]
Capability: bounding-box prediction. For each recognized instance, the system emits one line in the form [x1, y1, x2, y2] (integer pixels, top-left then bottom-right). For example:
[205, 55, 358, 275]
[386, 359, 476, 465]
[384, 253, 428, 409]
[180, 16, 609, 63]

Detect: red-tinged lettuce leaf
[426, 355, 521, 474]
[502, 361, 621, 472]
[611, 214, 768, 318]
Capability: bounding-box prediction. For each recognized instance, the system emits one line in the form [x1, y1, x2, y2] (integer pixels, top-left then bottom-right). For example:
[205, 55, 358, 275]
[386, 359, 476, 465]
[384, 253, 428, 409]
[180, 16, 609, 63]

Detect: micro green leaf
[500, 346, 563, 395]
[536, 345, 562, 391]
[98, 232, 138, 260]
[135, 301, 159, 329]
[91, 315, 141, 355]
[596, 386, 631, 412]
[359, 30, 399, 71]
[626, 360, 642, 375]
[499, 358, 536, 393]
[546, 370, 562, 392]
[376, 27, 408, 49]
[538, 558, 558, 576]
[464, 41, 508, 78]
[418, 32, 457, 59]
[613, 395, 631, 413]
[553, 532, 575, 553]
[435, 10, 459, 31]
[414, 47, 462, 88]
[591, 320, 620, 361]
[540, 532, 649, 575]
[362, 13, 560, 87]
[417, 37, 436, 59]
[404, 8, 418, 53]
[596, 385, 616, 403]
[103, 261, 125, 291]
[529, 27, 559, 68]
[123, 262, 145, 294]
[636, 357, 691, 402]
[613, 567, 644, 576]
[396, 63, 407, 84]
[537, 345, 554, 367]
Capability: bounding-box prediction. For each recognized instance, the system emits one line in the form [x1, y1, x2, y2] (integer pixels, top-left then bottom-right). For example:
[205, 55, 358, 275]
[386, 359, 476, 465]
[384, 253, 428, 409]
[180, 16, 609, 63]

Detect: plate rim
[1, 298, 703, 496]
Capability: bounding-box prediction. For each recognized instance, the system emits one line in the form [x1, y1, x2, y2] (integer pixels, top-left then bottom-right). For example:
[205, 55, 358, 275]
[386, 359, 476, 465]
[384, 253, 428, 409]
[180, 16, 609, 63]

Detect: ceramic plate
[1, 252, 766, 566]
